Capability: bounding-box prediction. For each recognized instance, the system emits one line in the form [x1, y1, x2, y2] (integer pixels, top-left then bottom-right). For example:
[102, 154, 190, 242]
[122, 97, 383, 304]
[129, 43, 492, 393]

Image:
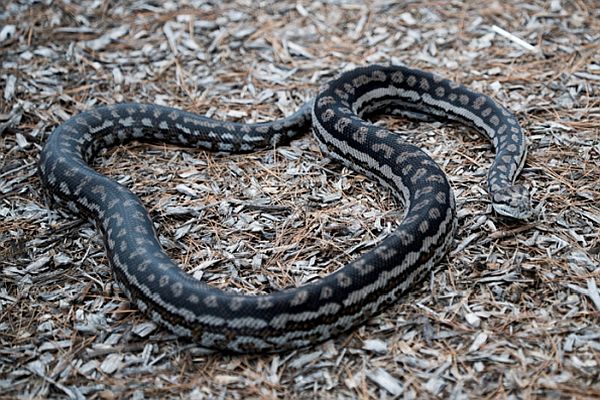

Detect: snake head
[491, 184, 532, 220]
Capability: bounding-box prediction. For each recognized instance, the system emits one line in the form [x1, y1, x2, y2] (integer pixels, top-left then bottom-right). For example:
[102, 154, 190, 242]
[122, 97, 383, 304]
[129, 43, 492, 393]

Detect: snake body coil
[38, 65, 530, 352]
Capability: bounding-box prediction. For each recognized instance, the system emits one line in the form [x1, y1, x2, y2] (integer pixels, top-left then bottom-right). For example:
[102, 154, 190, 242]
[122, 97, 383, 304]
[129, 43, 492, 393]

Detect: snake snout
[492, 184, 532, 220]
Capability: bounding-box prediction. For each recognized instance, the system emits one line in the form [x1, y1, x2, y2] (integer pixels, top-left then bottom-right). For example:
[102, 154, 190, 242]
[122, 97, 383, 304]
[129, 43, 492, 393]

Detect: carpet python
[38, 65, 531, 352]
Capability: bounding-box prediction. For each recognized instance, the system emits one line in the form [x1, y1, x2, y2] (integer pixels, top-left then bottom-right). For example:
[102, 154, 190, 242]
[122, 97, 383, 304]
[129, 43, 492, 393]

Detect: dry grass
[1, 0, 599, 398]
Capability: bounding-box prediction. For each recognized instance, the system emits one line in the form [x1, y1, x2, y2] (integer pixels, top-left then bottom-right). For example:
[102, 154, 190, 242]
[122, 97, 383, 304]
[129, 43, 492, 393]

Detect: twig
[490, 25, 540, 54]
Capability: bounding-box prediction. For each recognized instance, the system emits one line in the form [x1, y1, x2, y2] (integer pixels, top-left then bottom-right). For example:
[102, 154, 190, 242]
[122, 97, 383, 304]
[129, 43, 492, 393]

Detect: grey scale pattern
[38, 65, 530, 353]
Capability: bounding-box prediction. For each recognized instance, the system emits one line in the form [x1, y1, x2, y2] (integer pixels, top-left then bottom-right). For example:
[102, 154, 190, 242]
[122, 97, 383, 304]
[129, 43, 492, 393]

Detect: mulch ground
[1, 1, 599, 398]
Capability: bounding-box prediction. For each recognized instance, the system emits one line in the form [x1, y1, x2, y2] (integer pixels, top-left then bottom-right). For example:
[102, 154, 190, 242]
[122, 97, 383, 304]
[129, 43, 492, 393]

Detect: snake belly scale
[38, 65, 530, 352]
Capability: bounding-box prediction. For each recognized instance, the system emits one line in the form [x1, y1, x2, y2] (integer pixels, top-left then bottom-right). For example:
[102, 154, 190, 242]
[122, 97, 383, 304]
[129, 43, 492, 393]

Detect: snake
[38, 65, 531, 352]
